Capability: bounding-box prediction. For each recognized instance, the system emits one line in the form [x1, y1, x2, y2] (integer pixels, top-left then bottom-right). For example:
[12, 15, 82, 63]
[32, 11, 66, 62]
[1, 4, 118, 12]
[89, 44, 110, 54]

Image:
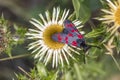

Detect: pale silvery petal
[61, 49, 69, 65]
[45, 11, 51, 22]
[31, 18, 44, 27]
[39, 14, 47, 26]
[55, 7, 60, 23]
[30, 20, 44, 31]
[52, 7, 56, 23]
[107, 0, 117, 9]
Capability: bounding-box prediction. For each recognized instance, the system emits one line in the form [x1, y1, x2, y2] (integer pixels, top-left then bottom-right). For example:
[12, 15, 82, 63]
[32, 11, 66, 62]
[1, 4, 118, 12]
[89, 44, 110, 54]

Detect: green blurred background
[0, 0, 120, 80]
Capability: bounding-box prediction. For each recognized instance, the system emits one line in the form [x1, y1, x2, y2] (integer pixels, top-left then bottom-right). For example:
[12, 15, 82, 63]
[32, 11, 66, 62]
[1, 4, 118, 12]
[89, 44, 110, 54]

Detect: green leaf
[72, 0, 91, 23]
[65, 71, 73, 80]
[37, 63, 47, 78]
[89, 0, 102, 11]
[72, 0, 80, 18]
[115, 36, 120, 53]
[85, 27, 105, 38]
[74, 63, 83, 80]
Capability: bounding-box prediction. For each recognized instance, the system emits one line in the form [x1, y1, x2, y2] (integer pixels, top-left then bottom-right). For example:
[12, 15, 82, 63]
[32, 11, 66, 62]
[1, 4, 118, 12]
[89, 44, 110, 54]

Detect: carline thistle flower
[99, 0, 120, 36]
[26, 7, 84, 68]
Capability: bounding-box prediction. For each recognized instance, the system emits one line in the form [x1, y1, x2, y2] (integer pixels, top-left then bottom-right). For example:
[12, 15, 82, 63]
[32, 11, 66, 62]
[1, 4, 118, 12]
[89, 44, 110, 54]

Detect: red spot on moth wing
[69, 23, 74, 27]
[71, 28, 79, 33]
[72, 41, 77, 46]
[57, 34, 62, 41]
[71, 29, 75, 32]
[65, 37, 68, 44]
[65, 40, 68, 44]
[75, 29, 79, 32]
[65, 36, 68, 40]
[77, 34, 83, 39]
[66, 23, 74, 27]
[68, 33, 73, 37]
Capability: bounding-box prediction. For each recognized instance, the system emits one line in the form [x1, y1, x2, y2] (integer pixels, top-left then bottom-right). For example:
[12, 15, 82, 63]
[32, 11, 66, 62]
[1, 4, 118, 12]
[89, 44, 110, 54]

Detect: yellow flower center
[115, 6, 120, 25]
[43, 24, 65, 49]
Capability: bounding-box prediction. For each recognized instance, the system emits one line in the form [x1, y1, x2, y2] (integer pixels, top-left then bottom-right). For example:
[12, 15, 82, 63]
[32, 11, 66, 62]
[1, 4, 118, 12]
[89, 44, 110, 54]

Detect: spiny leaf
[85, 27, 105, 38]
[72, 0, 91, 23]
